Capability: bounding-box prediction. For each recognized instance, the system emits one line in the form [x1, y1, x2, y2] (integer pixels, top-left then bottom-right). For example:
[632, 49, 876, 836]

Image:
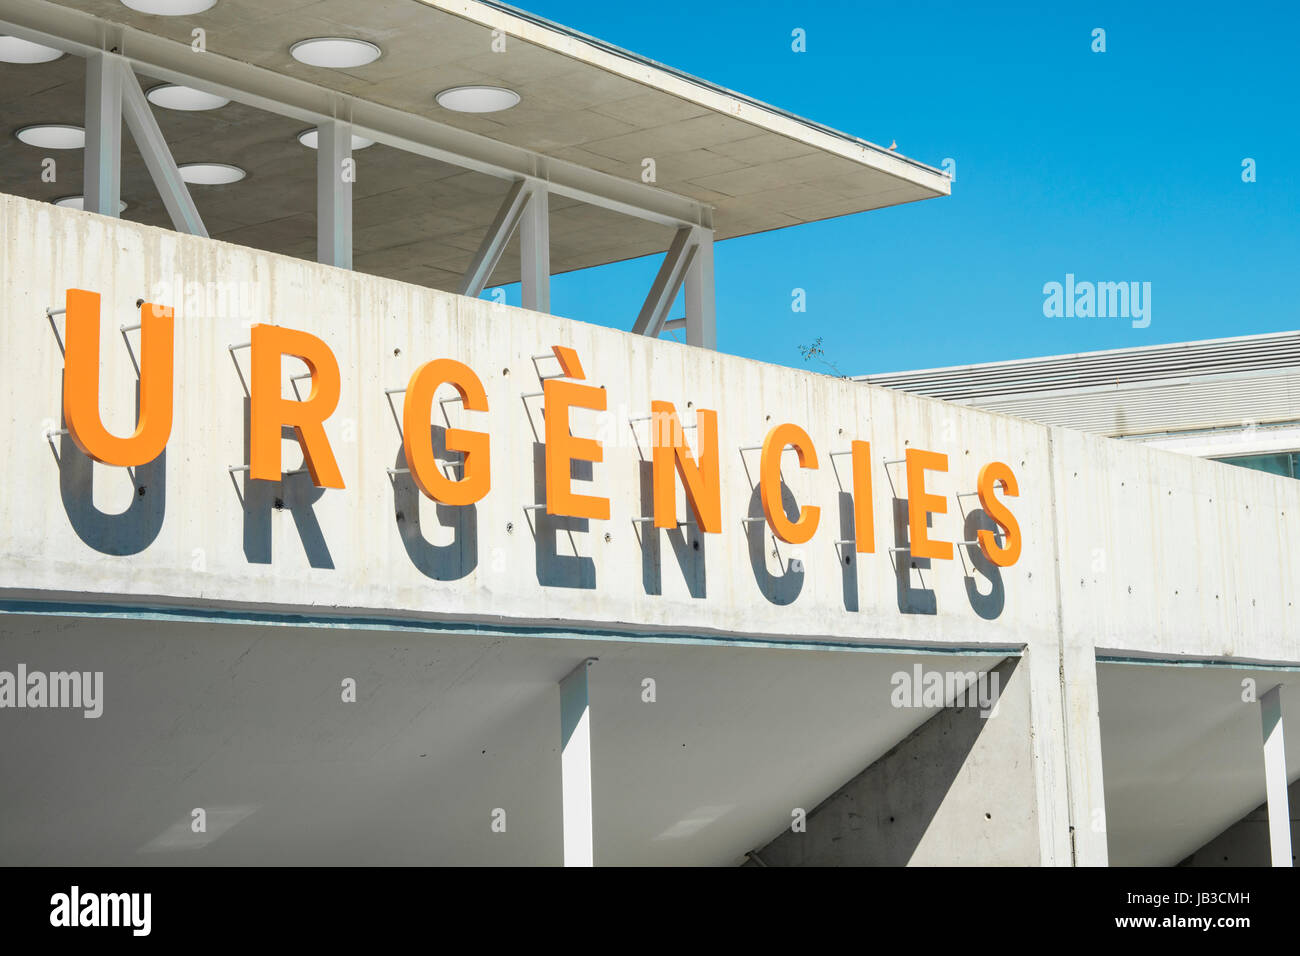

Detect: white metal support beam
[520, 182, 550, 313]
[458, 179, 531, 299]
[559, 658, 596, 867]
[1260, 684, 1293, 867]
[117, 56, 208, 238]
[83, 52, 121, 218]
[316, 118, 353, 269]
[684, 225, 716, 349]
[632, 225, 697, 338]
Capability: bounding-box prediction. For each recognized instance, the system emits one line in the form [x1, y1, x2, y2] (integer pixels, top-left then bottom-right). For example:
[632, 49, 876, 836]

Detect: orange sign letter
[543, 348, 608, 520]
[403, 359, 490, 506]
[250, 324, 344, 488]
[905, 448, 951, 560]
[851, 439, 874, 553]
[976, 461, 1022, 567]
[63, 289, 173, 466]
[651, 401, 720, 532]
[759, 423, 820, 544]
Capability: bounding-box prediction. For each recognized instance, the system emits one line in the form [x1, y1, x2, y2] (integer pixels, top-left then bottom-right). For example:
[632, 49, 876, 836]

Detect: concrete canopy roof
[0, 613, 1001, 866]
[0, 0, 950, 291]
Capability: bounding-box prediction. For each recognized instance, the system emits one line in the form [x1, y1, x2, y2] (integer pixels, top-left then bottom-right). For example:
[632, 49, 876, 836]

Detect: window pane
[1212, 453, 1296, 478]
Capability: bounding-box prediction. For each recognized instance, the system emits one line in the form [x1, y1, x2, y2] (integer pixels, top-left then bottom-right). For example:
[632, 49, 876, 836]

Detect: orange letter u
[63, 288, 174, 467]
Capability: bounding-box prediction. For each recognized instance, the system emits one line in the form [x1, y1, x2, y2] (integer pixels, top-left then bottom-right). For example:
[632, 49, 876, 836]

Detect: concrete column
[83, 52, 122, 218]
[1034, 427, 1109, 865]
[1260, 684, 1293, 867]
[684, 226, 716, 350]
[1026, 639, 1109, 865]
[560, 658, 596, 866]
[316, 118, 353, 269]
[520, 184, 550, 313]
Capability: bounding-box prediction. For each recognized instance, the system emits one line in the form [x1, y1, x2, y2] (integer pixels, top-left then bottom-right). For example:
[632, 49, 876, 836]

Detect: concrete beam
[83, 52, 122, 218]
[559, 658, 596, 867]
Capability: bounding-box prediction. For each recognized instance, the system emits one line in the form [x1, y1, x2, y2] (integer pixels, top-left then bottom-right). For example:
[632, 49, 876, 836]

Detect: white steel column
[458, 179, 529, 298]
[559, 658, 596, 867]
[317, 117, 353, 269]
[83, 51, 122, 217]
[684, 225, 716, 349]
[519, 182, 549, 313]
[631, 225, 696, 338]
[1260, 685, 1293, 867]
[119, 57, 207, 237]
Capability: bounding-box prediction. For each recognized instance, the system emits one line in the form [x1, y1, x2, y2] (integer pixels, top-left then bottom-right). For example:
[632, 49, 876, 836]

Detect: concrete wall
[752, 658, 1039, 865]
[4, 194, 1296, 660]
[1181, 779, 1300, 866]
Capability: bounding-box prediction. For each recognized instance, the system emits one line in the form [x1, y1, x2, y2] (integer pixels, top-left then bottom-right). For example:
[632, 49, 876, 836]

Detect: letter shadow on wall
[636, 461, 705, 598]
[962, 508, 1005, 620]
[239, 398, 333, 569]
[390, 429, 477, 581]
[531, 443, 595, 589]
[57, 376, 165, 556]
[746, 482, 803, 606]
[892, 497, 936, 615]
[838, 491, 857, 612]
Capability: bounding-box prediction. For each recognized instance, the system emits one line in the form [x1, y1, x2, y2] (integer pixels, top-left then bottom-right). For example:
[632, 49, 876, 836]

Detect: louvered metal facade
[857, 332, 1300, 439]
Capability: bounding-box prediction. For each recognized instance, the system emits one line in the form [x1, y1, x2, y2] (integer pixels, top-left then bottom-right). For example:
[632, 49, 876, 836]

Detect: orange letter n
[63, 289, 173, 466]
[250, 324, 343, 488]
[651, 401, 720, 533]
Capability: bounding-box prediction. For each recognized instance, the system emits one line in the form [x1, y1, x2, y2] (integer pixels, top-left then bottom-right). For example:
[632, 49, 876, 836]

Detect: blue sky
[488, 0, 1298, 375]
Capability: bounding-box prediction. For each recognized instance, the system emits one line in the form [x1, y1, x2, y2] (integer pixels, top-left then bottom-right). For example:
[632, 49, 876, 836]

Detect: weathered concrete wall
[1, 193, 1064, 651]
[752, 658, 1038, 865]
[3, 193, 1296, 662]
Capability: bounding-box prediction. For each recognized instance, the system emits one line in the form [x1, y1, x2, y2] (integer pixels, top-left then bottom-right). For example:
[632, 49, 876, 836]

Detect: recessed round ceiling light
[16, 124, 84, 149]
[178, 162, 245, 185]
[55, 195, 129, 213]
[296, 128, 375, 150]
[289, 37, 381, 69]
[0, 36, 64, 63]
[435, 86, 520, 114]
[146, 84, 230, 111]
[119, 0, 218, 14]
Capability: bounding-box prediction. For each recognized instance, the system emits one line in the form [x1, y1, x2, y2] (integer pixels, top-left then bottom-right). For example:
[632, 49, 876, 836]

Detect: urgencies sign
[55, 289, 1023, 568]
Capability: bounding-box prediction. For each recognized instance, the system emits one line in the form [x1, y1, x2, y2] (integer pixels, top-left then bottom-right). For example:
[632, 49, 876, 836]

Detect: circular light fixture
[435, 86, 520, 114]
[119, 0, 218, 14]
[178, 162, 245, 185]
[16, 124, 84, 149]
[289, 37, 381, 69]
[55, 196, 129, 213]
[0, 35, 64, 63]
[146, 84, 230, 111]
[296, 128, 375, 150]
